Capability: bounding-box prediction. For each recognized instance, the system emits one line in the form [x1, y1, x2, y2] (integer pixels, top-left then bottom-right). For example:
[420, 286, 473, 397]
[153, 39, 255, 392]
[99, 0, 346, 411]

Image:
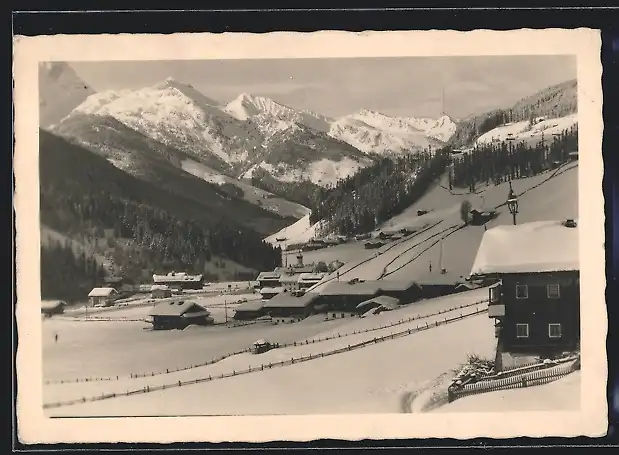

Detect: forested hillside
[449, 79, 577, 148]
[308, 148, 450, 236]
[39, 130, 282, 300]
[449, 125, 578, 191]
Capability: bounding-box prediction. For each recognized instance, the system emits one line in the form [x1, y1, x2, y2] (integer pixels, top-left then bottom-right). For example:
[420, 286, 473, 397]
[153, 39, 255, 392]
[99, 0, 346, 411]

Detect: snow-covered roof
[262, 292, 318, 309]
[149, 300, 208, 317]
[88, 287, 118, 297]
[356, 295, 400, 311]
[41, 300, 66, 309]
[256, 271, 281, 280]
[260, 287, 284, 294]
[150, 284, 170, 291]
[152, 273, 203, 283]
[470, 219, 579, 276]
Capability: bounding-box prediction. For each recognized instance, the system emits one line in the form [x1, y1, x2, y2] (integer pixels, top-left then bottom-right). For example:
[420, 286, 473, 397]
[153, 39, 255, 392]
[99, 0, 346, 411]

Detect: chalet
[87, 287, 118, 307]
[260, 286, 285, 300]
[256, 271, 281, 289]
[148, 300, 213, 330]
[41, 300, 66, 317]
[152, 272, 204, 290]
[298, 272, 327, 290]
[355, 295, 400, 314]
[151, 285, 172, 299]
[262, 292, 319, 323]
[470, 219, 580, 360]
[233, 300, 266, 321]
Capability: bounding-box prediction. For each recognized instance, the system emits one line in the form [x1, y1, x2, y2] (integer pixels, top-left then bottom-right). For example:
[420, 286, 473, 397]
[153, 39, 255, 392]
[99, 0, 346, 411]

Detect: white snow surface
[224, 93, 332, 133]
[433, 370, 581, 413]
[264, 213, 324, 246]
[328, 109, 456, 155]
[475, 114, 578, 146]
[46, 298, 495, 416]
[470, 219, 579, 275]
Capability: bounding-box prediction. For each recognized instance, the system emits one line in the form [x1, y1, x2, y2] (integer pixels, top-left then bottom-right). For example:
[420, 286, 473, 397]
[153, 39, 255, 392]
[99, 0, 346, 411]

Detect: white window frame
[548, 323, 562, 338]
[547, 284, 560, 299]
[515, 284, 529, 300]
[516, 323, 529, 338]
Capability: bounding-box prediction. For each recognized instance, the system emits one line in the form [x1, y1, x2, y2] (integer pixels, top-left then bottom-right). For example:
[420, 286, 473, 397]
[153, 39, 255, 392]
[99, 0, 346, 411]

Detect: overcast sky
[70, 55, 576, 119]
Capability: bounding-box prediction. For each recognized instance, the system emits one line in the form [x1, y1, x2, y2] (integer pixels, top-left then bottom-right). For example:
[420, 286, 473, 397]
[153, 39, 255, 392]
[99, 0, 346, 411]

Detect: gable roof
[299, 272, 326, 282]
[260, 286, 285, 294]
[234, 300, 265, 312]
[88, 287, 118, 297]
[319, 280, 384, 296]
[470, 219, 579, 275]
[279, 274, 302, 284]
[263, 292, 319, 309]
[257, 271, 281, 280]
[149, 300, 208, 317]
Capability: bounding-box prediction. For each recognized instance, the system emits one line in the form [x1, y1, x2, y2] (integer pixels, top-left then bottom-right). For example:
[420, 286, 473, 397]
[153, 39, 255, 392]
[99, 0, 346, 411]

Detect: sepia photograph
[14, 29, 606, 443]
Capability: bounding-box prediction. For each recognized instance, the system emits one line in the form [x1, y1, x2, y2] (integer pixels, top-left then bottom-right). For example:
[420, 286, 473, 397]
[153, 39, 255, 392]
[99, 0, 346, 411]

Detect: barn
[233, 300, 266, 321]
[262, 292, 319, 323]
[315, 280, 384, 317]
[151, 285, 172, 299]
[148, 300, 213, 330]
[87, 287, 118, 307]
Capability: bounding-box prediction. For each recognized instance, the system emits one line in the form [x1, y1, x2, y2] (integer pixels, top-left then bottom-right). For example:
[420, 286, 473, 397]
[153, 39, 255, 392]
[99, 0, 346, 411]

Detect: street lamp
[507, 182, 519, 225]
[506, 136, 516, 181]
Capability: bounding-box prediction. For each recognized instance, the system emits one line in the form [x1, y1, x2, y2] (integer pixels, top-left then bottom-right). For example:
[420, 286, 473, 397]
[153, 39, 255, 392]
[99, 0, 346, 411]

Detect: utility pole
[224, 298, 228, 324]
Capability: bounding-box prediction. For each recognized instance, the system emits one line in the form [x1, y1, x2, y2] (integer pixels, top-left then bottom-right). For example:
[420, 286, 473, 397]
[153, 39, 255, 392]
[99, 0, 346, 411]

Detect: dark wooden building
[375, 280, 422, 303]
[471, 219, 580, 358]
[315, 280, 384, 316]
[262, 292, 319, 323]
[148, 300, 213, 330]
[151, 285, 172, 299]
[233, 300, 266, 321]
[415, 274, 461, 299]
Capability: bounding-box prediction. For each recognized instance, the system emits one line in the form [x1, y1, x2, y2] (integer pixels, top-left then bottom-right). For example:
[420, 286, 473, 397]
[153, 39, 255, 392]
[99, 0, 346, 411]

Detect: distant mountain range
[39, 62, 578, 227]
[40, 64, 459, 192]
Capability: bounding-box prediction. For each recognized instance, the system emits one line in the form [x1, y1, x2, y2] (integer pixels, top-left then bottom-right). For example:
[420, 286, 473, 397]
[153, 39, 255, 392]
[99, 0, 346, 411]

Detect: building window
[516, 284, 529, 299]
[547, 284, 560, 299]
[549, 323, 562, 338]
[489, 285, 500, 303]
[516, 323, 529, 338]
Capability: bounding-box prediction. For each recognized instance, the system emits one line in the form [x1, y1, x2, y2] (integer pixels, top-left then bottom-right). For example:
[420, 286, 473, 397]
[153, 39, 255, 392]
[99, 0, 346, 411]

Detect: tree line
[307, 148, 450, 236]
[40, 186, 282, 286]
[449, 125, 578, 191]
[41, 240, 106, 302]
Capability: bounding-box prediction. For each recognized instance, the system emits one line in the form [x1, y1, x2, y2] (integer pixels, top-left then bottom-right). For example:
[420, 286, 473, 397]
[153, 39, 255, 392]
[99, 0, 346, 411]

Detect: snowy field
[432, 371, 581, 413]
[47, 308, 496, 416]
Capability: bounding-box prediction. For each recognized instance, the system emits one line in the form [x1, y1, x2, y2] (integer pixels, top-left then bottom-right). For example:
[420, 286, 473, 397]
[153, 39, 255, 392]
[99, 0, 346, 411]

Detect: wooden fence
[448, 356, 579, 403]
[44, 299, 487, 385]
[43, 307, 489, 409]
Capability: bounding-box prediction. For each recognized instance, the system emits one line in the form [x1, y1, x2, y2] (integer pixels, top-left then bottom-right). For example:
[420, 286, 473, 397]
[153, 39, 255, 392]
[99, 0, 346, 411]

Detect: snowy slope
[69, 77, 263, 168]
[39, 62, 96, 128]
[263, 213, 325, 246]
[329, 109, 455, 155]
[475, 114, 578, 146]
[225, 93, 332, 134]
